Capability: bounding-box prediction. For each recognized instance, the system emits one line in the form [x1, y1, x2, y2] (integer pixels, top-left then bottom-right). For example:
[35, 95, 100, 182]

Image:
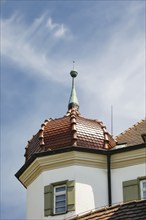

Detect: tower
[16, 69, 117, 219]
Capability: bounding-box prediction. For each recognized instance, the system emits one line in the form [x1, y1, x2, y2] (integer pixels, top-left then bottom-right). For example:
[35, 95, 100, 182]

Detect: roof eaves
[110, 142, 146, 155]
[15, 146, 108, 183]
[15, 143, 146, 186]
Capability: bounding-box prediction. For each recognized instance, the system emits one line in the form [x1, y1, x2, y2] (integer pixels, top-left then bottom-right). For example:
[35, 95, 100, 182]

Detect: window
[54, 185, 67, 214]
[123, 177, 146, 202]
[140, 180, 146, 199]
[44, 180, 75, 216]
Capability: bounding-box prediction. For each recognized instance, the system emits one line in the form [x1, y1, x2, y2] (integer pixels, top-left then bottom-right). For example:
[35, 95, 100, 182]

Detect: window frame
[123, 176, 146, 202]
[140, 179, 146, 199]
[44, 180, 75, 217]
[53, 184, 67, 215]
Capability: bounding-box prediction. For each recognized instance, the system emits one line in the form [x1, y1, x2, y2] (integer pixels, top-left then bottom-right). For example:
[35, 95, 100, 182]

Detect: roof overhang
[15, 143, 146, 188]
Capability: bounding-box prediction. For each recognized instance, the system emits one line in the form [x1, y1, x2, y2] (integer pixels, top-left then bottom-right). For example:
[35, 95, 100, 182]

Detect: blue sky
[1, 1, 145, 219]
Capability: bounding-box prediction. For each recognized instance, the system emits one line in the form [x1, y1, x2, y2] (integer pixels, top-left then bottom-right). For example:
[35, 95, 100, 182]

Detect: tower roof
[25, 108, 116, 161]
[24, 69, 116, 161]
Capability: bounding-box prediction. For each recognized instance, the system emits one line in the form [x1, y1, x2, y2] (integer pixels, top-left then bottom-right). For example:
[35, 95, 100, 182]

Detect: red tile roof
[69, 200, 146, 220]
[25, 108, 116, 161]
[115, 118, 146, 146]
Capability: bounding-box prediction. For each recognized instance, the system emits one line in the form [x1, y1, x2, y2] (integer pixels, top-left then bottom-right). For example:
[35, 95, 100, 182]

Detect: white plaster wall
[74, 166, 108, 214]
[111, 164, 146, 204]
[27, 174, 44, 220]
[27, 165, 107, 220]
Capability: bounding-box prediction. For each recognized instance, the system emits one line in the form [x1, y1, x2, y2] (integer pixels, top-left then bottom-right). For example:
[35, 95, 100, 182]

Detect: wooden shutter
[44, 184, 53, 216]
[123, 179, 140, 202]
[67, 180, 75, 212]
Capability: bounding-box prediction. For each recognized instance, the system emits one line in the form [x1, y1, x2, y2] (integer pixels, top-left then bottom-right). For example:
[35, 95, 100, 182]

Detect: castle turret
[15, 70, 117, 220]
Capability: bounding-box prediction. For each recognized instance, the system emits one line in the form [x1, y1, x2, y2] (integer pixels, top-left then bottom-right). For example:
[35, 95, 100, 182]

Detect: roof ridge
[70, 108, 78, 146]
[66, 107, 81, 116]
[38, 119, 50, 147]
[98, 121, 110, 149]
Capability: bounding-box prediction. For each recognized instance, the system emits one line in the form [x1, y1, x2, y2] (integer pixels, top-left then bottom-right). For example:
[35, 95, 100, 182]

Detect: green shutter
[44, 184, 53, 216]
[67, 180, 75, 212]
[123, 179, 140, 202]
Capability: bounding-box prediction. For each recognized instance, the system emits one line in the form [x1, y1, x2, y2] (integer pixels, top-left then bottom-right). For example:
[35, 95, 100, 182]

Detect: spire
[68, 69, 79, 110]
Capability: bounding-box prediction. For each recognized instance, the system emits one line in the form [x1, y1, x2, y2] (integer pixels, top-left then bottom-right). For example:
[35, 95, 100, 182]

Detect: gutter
[106, 142, 146, 207]
[107, 153, 112, 206]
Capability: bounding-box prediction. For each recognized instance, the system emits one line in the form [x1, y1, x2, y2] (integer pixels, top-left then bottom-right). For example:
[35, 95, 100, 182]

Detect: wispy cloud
[46, 17, 68, 38]
[76, 2, 145, 132]
[1, 2, 145, 130]
[1, 13, 72, 82]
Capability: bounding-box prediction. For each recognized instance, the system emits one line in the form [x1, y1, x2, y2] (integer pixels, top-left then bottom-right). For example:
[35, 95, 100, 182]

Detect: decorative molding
[19, 148, 146, 187]
[111, 148, 146, 169]
[19, 151, 106, 188]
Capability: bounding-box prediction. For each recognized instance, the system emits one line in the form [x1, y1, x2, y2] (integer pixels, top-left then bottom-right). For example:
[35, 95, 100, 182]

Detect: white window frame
[54, 185, 67, 215]
[140, 179, 146, 199]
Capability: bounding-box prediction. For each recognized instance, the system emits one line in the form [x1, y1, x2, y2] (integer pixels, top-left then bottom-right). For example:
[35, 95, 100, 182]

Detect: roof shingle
[25, 108, 116, 161]
[69, 200, 146, 220]
[115, 118, 146, 146]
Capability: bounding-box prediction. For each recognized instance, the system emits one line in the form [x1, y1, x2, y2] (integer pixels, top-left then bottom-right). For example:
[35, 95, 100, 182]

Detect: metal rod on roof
[111, 105, 113, 136]
[73, 61, 75, 70]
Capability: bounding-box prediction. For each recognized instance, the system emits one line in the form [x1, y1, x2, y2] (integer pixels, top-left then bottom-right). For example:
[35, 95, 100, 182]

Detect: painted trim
[19, 151, 106, 188]
[111, 148, 145, 169]
[15, 143, 146, 188]
[15, 144, 146, 181]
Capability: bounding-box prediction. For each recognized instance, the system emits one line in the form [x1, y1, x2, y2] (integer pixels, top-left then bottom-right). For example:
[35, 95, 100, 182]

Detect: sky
[1, 0, 145, 219]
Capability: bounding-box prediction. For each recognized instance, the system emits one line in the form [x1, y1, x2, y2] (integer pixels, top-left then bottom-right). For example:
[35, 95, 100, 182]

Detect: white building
[15, 70, 146, 220]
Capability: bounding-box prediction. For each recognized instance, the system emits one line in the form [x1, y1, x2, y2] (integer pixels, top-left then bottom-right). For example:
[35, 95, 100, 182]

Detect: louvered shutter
[67, 180, 75, 212]
[123, 179, 140, 202]
[44, 184, 53, 216]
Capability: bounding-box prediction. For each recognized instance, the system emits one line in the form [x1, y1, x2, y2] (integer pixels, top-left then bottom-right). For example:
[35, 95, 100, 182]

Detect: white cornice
[111, 148, 146, 169]
[19, 151, 106, 187]
[19, 148, 146, 188]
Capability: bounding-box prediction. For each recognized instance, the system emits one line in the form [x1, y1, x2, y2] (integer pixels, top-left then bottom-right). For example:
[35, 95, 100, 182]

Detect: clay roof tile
[69, 200, 146, 220]
[115, 118, 146, 146]
[25, 108, 116, 161]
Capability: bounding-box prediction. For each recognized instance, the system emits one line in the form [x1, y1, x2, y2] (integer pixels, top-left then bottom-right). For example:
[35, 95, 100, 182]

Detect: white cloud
[46, 17, 58, 30]
[46, 17, 68, 38]
[75, 4, 145, 134]
[47, 17, 54, 29]
[54, 24, 67, 38]
[1, 13, 72, 83]
[1, 3, 145, 135]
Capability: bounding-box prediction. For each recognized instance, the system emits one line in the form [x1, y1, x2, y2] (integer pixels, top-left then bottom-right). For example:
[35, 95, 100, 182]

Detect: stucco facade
[27, 165, 108, 219]
[24, 147, 146, 219]
[111, 163, 145, 204]
[26, 151, 108, 219]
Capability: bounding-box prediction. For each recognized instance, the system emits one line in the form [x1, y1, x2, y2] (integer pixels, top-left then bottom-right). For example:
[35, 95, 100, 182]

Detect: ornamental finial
[68, 63, 79, 110]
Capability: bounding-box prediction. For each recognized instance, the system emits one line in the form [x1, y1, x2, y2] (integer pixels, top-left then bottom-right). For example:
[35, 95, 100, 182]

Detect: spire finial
[68, 66, 79, 110]
[73, 61, 75, 70]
